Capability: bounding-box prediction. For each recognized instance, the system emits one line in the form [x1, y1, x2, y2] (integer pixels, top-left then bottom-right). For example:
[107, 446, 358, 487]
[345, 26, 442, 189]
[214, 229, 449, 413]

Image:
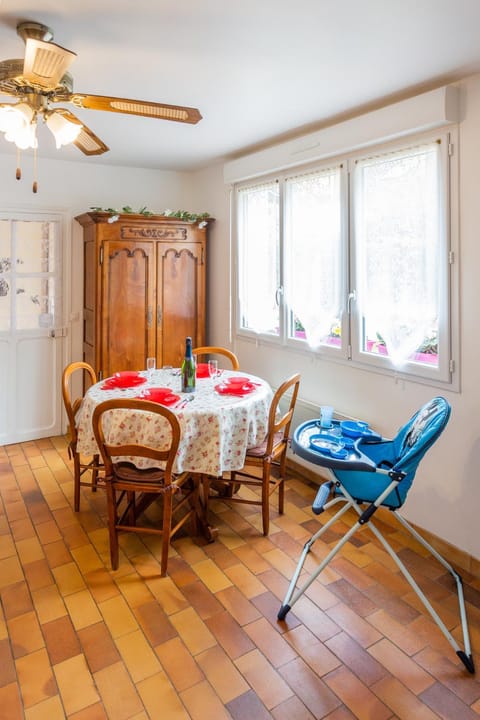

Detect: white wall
[0, 154, 193, 212]
[191, 75, 480, 562]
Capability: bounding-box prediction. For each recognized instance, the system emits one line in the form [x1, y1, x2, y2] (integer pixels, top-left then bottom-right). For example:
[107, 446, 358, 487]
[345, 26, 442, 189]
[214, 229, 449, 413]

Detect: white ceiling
[1, 0, 480, 171]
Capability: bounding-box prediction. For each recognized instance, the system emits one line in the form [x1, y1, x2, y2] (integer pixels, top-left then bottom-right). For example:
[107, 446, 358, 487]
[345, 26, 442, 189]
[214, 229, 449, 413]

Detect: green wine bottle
[181, 337, 196, 393]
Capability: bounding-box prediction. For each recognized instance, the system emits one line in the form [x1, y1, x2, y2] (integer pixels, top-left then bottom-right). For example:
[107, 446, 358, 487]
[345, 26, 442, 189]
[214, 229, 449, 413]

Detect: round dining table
[75, 368, 273, 477]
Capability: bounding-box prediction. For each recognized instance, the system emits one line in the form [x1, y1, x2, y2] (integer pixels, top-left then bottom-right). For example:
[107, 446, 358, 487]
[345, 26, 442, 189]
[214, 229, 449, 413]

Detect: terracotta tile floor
[1, 436, 480, 719]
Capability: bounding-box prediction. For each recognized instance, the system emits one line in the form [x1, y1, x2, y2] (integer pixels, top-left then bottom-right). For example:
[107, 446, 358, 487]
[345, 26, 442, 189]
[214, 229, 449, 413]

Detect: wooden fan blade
[54, 108, 109, 155]
[23, 38, 76, 89]
[0, 59, 25, 95]
[67, 93, 202, 124]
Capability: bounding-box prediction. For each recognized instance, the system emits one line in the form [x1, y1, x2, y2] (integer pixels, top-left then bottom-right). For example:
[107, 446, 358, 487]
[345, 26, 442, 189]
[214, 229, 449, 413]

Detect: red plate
[135, 388, 180, 406]
[224, 376, 250, 387]
[101, 373, 147, 389]
[196, 363, 210, 378]
[215, 381, 256, 396]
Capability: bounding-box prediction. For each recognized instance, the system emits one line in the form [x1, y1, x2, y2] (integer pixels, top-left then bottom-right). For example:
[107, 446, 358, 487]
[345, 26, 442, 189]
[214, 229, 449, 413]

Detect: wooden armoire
[75, 211, 211, 378]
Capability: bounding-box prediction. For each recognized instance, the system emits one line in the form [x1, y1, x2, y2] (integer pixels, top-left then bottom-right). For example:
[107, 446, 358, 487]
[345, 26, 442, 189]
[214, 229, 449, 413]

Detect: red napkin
[101, 371, 147, 389]
[196, 362, 210, 378]
[135, 387, 180, 406]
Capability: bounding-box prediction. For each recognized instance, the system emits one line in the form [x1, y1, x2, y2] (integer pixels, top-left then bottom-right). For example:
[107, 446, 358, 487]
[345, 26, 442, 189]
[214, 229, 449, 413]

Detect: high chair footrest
[312, 482, 332, 514]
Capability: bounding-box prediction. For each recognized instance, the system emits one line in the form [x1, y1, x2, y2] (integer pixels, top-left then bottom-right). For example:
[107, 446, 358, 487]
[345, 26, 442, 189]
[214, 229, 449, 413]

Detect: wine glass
[146, 357, 156, 382]
[207, 359, 219, 385]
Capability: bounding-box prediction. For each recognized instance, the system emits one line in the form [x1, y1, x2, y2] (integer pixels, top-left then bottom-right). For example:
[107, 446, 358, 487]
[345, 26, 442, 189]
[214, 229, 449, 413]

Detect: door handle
[147, 307, 153, 328]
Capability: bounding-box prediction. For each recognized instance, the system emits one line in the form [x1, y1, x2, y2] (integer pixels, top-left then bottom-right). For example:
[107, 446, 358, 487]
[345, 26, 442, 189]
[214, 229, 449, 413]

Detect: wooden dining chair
[216, 373, 301, 535]
[92, 398, 200, 576]
[192, 345, 240, 370]
[62, 361, 103, 511]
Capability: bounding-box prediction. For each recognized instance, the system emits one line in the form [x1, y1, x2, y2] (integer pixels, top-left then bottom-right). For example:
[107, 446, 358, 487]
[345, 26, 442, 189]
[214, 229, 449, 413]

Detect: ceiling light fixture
[45, 110, 82, 149]
[0, 100, 82, 192]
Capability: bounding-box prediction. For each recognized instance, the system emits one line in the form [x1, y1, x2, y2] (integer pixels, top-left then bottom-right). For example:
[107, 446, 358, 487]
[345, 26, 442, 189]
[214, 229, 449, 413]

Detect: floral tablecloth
[75, 369, 273, 475]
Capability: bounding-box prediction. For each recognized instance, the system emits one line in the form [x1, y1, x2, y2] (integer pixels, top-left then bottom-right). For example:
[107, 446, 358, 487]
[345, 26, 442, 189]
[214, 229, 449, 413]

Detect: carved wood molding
[160, 246, 197, 261]
[121, 226, 187, 241]
[108, 246, 149, 259]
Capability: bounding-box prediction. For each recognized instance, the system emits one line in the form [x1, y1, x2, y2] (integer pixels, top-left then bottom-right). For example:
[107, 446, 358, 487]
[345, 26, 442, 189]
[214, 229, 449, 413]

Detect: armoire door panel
[102, 241, 154, 375]
[157, 243, 203, 367]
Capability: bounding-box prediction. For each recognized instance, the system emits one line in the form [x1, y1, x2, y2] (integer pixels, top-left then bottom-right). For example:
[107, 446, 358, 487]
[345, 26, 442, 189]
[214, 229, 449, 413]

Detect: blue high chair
[278, 397, 474, 673]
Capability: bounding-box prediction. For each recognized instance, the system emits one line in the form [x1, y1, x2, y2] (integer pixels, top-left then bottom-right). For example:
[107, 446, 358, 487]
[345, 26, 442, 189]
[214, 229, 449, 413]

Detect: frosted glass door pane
[16, 221, 55, 273]
[0, 220, 10, 256]
[0, 221, 11, 332]
[16, 277, 54, 330]
[0, 289, 10, 331]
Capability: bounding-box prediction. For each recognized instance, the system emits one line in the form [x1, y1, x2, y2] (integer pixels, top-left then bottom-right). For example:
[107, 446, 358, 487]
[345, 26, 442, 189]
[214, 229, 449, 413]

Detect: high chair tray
[292, 419, 381, 471]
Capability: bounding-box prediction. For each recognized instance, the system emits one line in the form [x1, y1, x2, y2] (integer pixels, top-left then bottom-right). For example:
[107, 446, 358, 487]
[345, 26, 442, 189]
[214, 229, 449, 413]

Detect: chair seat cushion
[113, 461, 165, 484]
[246, 432, 284, 458]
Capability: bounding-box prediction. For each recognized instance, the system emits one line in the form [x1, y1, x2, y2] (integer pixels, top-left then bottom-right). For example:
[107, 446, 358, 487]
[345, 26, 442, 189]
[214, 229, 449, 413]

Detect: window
[235, 129, 456, 385]
[237, 181, 280, 336]
[284, 166, 344, 347]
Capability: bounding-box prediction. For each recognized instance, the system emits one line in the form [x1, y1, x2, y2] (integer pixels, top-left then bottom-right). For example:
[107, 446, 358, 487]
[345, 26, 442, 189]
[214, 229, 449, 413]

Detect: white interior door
[0, 213, 64, 446]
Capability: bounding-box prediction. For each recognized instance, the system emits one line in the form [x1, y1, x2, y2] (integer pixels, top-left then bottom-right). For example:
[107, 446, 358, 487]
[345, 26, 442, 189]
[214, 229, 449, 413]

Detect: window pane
[285, 167, 343, 347]
[16, 221, 56, 273]
[0, 221, 11, 331]
[0, 220, 10, 258]
[354, 142, 442, 368]
[0, 281, 10, 331]
[16, 276, 55, 330]
[0, 219, 59, 332]
[238, 182, 280, 335]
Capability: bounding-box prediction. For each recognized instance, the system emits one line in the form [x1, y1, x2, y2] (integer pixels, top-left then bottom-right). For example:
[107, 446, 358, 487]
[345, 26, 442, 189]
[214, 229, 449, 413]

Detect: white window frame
[234, 126, 459, 390]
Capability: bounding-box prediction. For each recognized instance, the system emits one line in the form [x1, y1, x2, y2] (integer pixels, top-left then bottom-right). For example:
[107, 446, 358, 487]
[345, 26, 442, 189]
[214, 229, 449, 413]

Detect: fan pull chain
[32, 144, 38, 193]
[16, 147, 21, 181]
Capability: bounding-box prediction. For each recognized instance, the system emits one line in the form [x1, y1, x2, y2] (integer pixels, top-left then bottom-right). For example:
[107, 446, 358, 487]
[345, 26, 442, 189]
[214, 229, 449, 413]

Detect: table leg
[210, 473, 240, 498]
[194, 473, 218, 543]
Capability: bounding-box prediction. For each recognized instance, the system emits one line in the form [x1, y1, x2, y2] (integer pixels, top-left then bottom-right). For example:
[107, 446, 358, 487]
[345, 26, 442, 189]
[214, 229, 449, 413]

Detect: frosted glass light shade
[0, 103, 34, 134]
[6, 122, 38, 149]
[46, 112, 82, 148]
[1, 104, 37, 149]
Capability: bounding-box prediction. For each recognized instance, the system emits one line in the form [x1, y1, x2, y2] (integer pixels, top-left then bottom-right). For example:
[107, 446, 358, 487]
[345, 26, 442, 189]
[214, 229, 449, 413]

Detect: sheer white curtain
[237, 182, 280, 335]
[285, 167, 342, 348]
[354, 142, 441, 366]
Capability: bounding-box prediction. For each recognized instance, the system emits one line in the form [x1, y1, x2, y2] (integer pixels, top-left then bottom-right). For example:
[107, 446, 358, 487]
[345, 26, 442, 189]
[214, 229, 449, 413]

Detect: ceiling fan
[0, 21, 202, 162]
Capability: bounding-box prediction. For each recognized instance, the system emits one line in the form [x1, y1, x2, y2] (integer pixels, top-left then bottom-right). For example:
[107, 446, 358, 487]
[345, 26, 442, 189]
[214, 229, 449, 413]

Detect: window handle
[347, 290, 356, 313]
[275, 286, 284, 306]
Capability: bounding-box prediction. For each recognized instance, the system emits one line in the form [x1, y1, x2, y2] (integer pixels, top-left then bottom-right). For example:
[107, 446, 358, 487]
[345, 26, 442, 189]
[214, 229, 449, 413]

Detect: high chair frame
[277, 397, 474, 674]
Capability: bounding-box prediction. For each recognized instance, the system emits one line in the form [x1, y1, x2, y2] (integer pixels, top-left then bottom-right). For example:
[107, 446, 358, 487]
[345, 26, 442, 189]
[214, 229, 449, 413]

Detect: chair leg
[278, 496, 359, 616]
[262, 462, 271, 536]
[188, 476, 199, 537]
[199, 474, 218, 543]
[92, 455, 100, 492]
[278, 491, 475, 674]
[160, 489, 173, 577]
[278, 453, 287, 515]
[73, 453, 81, 512]
[127, 491, 136, 526]
[106, 484, 120, 570]
[370, 514, 474, 673]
